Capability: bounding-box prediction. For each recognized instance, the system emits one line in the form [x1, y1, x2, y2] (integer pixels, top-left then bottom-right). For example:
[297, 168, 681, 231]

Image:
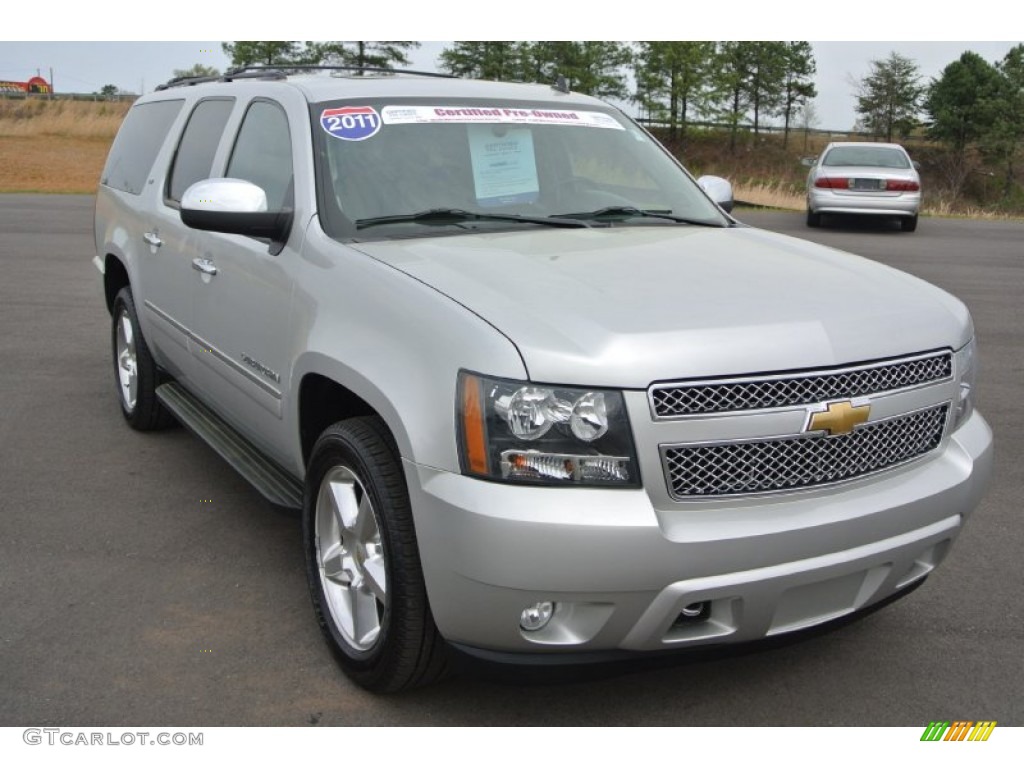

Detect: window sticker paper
[468, 125, 540, 207]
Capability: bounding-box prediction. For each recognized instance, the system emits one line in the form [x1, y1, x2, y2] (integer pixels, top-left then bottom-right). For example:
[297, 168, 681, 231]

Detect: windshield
[822, 146, 911, 169]
[312, 98, 727, 239]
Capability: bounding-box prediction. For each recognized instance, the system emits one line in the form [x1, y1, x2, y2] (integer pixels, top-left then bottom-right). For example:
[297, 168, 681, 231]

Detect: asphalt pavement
[0, 196, 1020, 725]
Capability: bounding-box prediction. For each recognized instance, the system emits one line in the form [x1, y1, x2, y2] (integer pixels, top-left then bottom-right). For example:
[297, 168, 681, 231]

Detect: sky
[2, 3, 1018, 131]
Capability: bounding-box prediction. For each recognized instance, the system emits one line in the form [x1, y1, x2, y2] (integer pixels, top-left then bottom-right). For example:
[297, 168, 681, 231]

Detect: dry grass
[733, 181, 804, 210]
[0, 135, 111, 193]
[0, 98, 129, 140]
[0, 99, 128, 192]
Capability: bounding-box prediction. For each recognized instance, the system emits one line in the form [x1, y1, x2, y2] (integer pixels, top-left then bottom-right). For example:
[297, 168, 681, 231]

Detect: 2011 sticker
[320, 106, 381, 141]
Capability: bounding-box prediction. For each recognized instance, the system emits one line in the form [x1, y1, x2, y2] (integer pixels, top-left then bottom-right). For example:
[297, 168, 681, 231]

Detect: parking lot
[0, 195, 1020, 725]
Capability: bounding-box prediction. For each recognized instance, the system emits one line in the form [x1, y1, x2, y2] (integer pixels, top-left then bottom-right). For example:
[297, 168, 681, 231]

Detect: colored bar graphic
[968, 721, 997, 741]
[920, 720, 996, 741]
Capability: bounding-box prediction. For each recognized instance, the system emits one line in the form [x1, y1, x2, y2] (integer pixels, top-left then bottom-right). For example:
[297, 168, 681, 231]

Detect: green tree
[744, 41, 788, 136]
[855, 52, 923, 142]
[172, 63, 221, 80]
[633, 41, 715, 141]
[779, 42, 817, 148]
[221, 41, 303, 67]
[926, 51, 1006, 200]
[439, 42, 521, 80]
[98, 84, 118, 99]
[310, 41, 420, 72]
[711, 42, 755, 151]
[518, 41, 631, 99]
[984, 44, 1024, 199]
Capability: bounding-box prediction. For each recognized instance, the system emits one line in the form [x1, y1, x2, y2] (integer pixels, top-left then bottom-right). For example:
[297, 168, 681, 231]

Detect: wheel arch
[103, 253, 131, 314]
[299, 372, 382, 468]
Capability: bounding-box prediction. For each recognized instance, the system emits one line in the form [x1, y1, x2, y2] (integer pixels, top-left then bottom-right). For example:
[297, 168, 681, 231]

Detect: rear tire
[111, 286, 175, 431]
[806, 208, 821, 228]
[901, 215, 918, 232]
[303, 416, 448, 692]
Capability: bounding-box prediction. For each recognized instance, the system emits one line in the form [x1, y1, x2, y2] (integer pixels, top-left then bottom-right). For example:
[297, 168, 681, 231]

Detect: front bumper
[406, 411, 992, 654]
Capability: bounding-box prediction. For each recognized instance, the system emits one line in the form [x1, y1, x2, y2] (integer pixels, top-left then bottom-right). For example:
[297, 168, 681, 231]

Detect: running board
[156, 382, 304, 510]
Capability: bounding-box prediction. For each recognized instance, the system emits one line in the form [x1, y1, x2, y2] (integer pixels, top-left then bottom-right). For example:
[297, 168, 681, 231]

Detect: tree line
[855, 46, 1024, 200]
[200, 41, 1023, 202]
[439, 42, 817, 149]
[207, 41, 817, 149]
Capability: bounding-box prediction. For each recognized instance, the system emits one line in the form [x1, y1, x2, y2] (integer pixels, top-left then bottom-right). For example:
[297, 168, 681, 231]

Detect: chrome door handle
[143, 231, 162, 248]
[191, 258, 218, 276]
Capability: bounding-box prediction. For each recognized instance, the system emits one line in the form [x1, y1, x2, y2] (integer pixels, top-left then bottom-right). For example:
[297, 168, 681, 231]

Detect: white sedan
[804, 142, 921, 232]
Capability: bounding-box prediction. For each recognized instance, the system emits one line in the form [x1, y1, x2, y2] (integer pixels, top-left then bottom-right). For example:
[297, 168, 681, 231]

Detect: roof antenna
[553, 74, 569, 94]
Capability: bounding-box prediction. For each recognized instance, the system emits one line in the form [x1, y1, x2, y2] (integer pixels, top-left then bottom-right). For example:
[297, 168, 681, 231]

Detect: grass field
[0, 99, 128, 193]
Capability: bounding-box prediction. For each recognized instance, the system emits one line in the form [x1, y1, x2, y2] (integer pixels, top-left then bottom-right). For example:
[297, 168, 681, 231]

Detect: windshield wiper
[552, 206, 723, 227]
[356, 208, 591, 230]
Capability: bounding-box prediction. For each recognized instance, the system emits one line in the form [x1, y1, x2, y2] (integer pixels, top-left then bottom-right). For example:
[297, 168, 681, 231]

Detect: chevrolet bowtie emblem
[807, 400, 871, 436]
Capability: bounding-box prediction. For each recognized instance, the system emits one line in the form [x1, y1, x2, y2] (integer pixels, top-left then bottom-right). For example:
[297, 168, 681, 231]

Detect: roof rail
[156, 69, 289, 91]
[156, 64, 455, 91]
[224, 64, 456, 79]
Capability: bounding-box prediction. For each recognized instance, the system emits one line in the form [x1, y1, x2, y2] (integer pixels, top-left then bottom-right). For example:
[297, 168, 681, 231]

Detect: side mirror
[800, 156, 817, 167]
[180, 178, 292, 252]
[912, 160, 922, 171]
[697, 175, 734, 214]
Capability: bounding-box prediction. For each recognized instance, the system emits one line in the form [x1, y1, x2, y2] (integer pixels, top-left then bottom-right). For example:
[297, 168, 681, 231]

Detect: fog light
[520, 601, 555, 632]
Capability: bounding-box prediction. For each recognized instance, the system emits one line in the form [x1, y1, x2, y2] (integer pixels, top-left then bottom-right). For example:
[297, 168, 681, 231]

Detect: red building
[0, 76, 51, 94]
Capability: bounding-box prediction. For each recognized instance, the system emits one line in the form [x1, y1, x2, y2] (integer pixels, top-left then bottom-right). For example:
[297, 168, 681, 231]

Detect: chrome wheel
[115, 308, 138, 411]
[315, 465, 387, 652]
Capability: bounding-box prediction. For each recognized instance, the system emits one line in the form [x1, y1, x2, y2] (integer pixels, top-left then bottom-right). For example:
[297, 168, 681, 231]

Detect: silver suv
[94, 67, 992, 692]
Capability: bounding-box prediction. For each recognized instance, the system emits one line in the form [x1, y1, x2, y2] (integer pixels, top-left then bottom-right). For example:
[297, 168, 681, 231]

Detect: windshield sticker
[381, 105, 624, 130]
[468, 126, 540, 207]
[320, 107, 381, 141]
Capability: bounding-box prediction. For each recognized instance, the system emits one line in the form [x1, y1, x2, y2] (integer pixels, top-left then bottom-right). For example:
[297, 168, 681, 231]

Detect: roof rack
[156, 64, 455, 91]
[225, 64, 455, 79]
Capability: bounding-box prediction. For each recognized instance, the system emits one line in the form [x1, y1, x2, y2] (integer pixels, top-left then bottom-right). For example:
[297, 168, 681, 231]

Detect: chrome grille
[662, 404, 948, 498]
[651, 351, 952, 417]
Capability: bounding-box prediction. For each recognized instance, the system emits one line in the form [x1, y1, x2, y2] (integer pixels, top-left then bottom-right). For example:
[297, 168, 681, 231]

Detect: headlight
[952, 338, 976, 430]
[457, 372, 639, 486]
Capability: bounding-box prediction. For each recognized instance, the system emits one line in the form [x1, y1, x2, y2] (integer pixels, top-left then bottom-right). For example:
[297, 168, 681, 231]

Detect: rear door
[141, 97, 235, 384]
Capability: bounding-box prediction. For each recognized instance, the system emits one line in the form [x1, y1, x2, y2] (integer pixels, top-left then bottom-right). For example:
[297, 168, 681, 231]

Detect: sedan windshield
[823, 146, 911, 169]
[313, 99, 727, 239]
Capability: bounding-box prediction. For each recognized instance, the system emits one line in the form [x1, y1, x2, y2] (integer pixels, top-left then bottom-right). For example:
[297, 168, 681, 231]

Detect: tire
[901, 214, 918, 232]
[303, 416, 448, 692]
[806, 208, 821, 228]
[111, 286, 175, 430]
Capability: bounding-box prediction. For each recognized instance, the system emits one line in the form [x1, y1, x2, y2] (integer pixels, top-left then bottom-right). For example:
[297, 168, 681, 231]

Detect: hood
[353, 225, 970, 388]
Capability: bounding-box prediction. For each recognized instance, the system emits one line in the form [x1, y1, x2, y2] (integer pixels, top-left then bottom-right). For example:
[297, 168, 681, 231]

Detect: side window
[101, 99, 184, 195]
[226, 100, 294, 210]
[166, 98, 234, 204]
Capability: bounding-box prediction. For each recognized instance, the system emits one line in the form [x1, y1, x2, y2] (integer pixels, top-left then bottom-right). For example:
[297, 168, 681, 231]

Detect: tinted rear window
[823, 146, 911, 169]
[101, 100, 184, 195]
[166, 98, 235, 203]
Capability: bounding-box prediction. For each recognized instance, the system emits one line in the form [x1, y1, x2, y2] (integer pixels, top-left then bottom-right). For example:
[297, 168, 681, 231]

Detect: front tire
[303, 416, 447, 692]
[111, 286, 174, 430]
